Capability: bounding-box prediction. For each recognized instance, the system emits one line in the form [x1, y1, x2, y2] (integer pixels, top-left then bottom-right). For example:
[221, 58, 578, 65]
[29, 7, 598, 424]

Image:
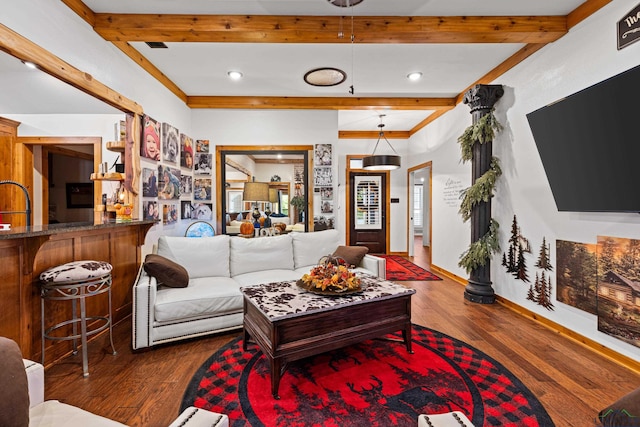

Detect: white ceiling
[1, 0, 588, 131]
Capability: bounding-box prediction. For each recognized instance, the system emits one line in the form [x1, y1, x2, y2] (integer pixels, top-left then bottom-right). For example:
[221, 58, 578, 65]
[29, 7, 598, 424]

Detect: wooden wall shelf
[106, 141, 125, 152]
[90, 172, 124, 181]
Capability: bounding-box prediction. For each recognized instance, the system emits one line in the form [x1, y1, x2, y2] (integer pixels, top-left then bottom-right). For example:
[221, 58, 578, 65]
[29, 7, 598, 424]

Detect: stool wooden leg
[41, 295, 45, 366]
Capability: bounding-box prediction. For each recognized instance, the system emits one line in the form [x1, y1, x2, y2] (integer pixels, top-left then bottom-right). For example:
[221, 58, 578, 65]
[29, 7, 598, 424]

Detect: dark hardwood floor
[43, 237, 639, 426]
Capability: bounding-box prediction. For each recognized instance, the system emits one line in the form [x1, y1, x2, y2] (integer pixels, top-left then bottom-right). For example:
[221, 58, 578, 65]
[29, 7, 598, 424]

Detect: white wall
[409, 0, 640, 361]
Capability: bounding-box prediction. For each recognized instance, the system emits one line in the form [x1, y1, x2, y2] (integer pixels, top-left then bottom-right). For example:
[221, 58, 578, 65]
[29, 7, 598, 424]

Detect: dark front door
[348, 171, 387, 253]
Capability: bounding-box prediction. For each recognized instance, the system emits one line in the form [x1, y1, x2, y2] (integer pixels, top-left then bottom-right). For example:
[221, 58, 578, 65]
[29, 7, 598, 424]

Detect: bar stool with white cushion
[39, 260, 117, 377]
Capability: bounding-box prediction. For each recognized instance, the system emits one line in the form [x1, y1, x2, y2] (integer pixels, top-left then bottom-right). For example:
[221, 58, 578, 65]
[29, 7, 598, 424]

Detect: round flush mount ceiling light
[327, 0, 364, 7]
[227, 70, 243, 80]
[304, 67, 347, 87]
[407, 72, 423, 81]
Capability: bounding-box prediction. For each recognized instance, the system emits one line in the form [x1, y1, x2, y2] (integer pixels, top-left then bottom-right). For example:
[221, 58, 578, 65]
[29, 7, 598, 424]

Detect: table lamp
[264, 187, 279, 228]
[242, 181, 270, 229]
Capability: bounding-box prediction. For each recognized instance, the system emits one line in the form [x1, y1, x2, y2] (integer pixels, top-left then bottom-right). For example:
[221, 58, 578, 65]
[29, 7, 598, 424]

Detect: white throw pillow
[291, 229, 340, 269]
[157, 235, 231, 279]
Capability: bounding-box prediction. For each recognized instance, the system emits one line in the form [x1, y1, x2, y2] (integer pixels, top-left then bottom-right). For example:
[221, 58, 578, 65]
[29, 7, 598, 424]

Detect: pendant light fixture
[362, 114, 401, 170]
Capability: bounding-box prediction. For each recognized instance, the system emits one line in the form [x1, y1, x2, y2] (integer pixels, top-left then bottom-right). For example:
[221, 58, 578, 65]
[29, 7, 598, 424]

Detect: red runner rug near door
[376, 255, 442, 281]
[180, 324, 554, 427]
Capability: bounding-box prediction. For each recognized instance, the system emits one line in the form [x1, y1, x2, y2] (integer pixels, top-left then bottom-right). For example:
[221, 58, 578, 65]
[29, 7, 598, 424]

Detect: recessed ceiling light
[407, 72, 423, 81]
[304, 68, 347, 87]
[327, 0, 364, 6]
[23, 61, 37, 69]
[227, 71, 243, 80]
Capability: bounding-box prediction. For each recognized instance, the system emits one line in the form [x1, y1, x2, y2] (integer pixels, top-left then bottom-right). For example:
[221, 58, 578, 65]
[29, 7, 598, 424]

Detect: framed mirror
[215, 145, 313, 234]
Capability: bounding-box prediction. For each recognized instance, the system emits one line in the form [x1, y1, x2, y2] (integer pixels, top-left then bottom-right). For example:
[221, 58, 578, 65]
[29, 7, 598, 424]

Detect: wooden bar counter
[0, 220, 155, 363]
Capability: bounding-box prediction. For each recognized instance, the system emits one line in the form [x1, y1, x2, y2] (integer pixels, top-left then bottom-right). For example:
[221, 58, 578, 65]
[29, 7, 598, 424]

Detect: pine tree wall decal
[504, 214, 530, 282]
[535, 237, 554, 271]
[527, 274, 537, 302]
[516, 243, 530, 282]
[537, 271, 555, 310]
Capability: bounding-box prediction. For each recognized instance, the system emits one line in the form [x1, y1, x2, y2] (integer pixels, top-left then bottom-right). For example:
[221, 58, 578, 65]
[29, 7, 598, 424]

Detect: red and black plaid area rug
[376, 255, 442, 281]
[180, 325, 554, 427]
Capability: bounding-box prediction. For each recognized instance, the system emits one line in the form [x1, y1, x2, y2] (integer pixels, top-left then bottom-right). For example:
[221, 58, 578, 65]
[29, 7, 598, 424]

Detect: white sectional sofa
[133, 229, 385, 350]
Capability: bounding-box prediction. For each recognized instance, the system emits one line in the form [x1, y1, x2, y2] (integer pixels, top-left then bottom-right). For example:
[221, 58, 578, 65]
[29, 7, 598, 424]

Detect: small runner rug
[180, 324, 554, 427]
[377, 255, 442, 281]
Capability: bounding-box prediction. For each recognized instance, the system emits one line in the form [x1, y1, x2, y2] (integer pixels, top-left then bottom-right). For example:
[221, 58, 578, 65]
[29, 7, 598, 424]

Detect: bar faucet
[0, 180, 32, 227]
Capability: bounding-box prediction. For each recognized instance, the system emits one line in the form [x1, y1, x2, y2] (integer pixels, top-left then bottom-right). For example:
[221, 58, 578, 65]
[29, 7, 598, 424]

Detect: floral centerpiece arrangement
[298, 255, 362, 295]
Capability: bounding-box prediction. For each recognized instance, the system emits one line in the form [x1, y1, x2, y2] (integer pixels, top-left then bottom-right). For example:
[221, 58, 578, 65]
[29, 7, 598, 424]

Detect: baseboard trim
[389, 251, 408, 257]
[430, 264, 466, 285]
[430, 264, 640, 374]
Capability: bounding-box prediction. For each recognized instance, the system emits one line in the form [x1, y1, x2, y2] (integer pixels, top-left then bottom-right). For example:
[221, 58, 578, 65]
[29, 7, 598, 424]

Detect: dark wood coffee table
[241, 275, 415, 398]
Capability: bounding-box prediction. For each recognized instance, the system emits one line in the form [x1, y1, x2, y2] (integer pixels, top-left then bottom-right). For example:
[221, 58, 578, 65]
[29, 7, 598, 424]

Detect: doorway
[46, 148, 94, 223]
[19, 136, 102, 225]
[346, 155, 391, 254]
[408, 162, 432, 263]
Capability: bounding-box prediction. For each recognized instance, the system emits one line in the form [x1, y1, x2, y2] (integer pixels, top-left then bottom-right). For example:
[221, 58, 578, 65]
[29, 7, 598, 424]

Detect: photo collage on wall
[555, 236, 640, 348]
[313, 144, 334, 230]
[140, 112, 212, 227]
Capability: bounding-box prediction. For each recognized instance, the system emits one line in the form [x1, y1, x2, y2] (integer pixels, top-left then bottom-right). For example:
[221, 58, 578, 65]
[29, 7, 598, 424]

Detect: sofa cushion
[333, 245, 369, 267]
[143, 254, 189, 288]
[29, 400, 127, 427]
[233, 269, 302, 287]
[598, 387, 640, 426]
[229, 234, 294, 276]
[292, 229, 340, 269]
[0, 337, 29, 427]
[157, 235, 230, 279]
[155, 277, 243, 323]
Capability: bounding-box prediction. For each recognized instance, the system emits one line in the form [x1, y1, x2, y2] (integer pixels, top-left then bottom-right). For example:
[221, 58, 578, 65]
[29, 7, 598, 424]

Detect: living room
[1, 0, 640, 426]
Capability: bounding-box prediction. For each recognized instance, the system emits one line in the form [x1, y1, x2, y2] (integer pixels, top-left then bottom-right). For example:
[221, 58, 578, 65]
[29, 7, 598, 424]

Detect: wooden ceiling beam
[567, 0, 613, 29]
[60, 0, 96, 27]
[93, 14, 567, 44]
[339, 130, 411, 139]
[187, 96, 456, 110]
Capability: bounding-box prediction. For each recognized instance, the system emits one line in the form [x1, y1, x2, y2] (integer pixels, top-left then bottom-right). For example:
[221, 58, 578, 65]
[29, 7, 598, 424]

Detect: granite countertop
[0, 219, 157, 240]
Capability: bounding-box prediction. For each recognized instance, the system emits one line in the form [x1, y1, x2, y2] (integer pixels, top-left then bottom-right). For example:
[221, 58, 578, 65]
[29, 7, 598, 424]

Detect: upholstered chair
[0, 337, 229, 427]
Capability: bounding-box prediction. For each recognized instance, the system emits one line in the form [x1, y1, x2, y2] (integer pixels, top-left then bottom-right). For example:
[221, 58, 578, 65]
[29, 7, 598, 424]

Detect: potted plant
[290, 195, 306, 212]
[290, 195, 306, 222]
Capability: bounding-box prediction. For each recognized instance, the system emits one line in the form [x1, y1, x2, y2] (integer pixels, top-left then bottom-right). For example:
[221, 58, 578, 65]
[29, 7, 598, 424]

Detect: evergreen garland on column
[457, 110, 503, 273]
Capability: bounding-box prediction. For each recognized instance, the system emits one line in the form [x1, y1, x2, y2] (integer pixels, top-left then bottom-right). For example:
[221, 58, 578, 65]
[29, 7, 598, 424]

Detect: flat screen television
[526, 63, 640, 213]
